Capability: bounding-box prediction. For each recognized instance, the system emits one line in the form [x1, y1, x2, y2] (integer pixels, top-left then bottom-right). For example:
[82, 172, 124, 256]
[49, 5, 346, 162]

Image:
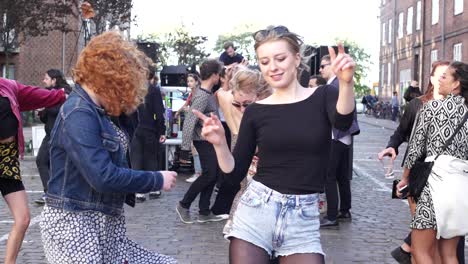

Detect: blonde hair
[73, 31, 150, 116]
[230, 68, 272, 99]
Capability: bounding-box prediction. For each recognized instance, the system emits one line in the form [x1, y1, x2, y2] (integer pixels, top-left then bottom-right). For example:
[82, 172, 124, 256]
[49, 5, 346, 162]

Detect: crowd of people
[0, 24, 467, 264]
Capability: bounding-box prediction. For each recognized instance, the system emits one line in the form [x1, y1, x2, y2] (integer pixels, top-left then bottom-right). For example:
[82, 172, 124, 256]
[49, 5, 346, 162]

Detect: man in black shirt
[130, 68, 166, 202]
[219, 41, 246, 66]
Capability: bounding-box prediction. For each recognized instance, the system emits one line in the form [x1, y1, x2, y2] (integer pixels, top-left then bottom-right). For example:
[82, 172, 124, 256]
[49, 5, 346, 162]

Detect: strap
[436, 111, 468, 159]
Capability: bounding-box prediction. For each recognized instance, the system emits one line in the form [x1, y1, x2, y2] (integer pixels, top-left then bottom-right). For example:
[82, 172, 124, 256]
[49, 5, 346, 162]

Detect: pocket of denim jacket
[239, 190, 263, 208]
[101, 134, 119, 152]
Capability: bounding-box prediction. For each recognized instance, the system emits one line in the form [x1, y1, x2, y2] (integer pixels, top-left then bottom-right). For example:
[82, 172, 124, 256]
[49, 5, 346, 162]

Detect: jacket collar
[74, 83, 106, 115]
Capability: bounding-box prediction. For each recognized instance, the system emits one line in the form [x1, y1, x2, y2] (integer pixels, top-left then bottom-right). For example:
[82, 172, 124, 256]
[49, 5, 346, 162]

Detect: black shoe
[320, 217, 339, 228]
[135, 194, 146, 203]
[149, 191, 161, 199]
[390, 246, 411, 264]
[337, 211, 352, 221]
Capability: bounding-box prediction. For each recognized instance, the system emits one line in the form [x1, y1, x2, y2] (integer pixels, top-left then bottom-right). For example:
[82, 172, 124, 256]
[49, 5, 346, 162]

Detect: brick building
[379, 0, 467, 101]
[0, 15, 83, 86]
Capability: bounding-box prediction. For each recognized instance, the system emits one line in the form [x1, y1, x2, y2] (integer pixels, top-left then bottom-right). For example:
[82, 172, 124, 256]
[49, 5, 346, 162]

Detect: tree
[78, 0, 133, 36]
[214, 25, 256, 63]
[138, 26, 210, 67]
[166, 26, 210, 66]
[214, 32, 256, 63]
[0, 0, 72, 78]
[339, 39, 373, 97]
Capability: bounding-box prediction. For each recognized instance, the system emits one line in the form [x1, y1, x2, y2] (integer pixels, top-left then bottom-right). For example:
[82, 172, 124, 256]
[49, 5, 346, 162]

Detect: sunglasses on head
[320, 63, 331, 69]
[252, 26, 290, 42]
[231, 101, 253, 109]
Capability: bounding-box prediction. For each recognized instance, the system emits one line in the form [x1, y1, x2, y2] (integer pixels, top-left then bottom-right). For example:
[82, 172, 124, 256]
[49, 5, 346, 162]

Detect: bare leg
[439, 236, 461, 264]
[279, 253, 325, 264]
[411, 228, 437, 264]
[3, 190, 30, 264]
[229, 238, 270, 264]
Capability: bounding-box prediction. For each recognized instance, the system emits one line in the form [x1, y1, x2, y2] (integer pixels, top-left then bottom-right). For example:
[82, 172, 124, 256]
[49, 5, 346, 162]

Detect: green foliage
[214, 30, 256, 62]
[79, 0, 133, 35]
[0, 0, 73, 77]
[339, 39, 372, 97]
[137, 25, 209, 67]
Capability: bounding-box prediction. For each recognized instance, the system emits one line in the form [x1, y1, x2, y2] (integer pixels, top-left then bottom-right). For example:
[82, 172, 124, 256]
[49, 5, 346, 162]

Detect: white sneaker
[215, 214, 229, 220]
[186, 173, 200, 183]
[136, 193, 146, 203]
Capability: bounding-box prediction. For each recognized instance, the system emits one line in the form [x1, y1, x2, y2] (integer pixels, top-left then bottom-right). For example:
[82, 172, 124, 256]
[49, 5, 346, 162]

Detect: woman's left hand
[329, 43, 355, 85]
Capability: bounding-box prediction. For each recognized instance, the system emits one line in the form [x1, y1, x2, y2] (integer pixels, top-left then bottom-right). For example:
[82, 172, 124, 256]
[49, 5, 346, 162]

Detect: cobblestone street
[0, 115, 466, 263]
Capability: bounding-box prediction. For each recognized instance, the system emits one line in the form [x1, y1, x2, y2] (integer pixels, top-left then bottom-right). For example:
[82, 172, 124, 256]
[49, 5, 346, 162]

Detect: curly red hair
[73, 31, 150, 116]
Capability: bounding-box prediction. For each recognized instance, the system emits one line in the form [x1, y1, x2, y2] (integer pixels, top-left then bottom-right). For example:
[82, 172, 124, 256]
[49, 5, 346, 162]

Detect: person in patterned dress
[40, 31, 177, 264]
[398, 61, 468, 263]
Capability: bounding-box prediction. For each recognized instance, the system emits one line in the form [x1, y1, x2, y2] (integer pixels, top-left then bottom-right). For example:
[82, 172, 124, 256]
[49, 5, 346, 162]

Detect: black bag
[408, 112, 468, 201]
[408, 159, 434, 201]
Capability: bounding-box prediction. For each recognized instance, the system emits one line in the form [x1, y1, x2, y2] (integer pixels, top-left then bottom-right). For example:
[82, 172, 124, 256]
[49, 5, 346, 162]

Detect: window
[382, 22, 386, 46]
[1, 64, 15, 79]
[398, 12, 404, 38]
[431, 49, 438, 65]
[387, 62, 392, 85]
[388, 19, 392, 44]
[416, 1, 422, 30]
[407, 7, 414, 35]
[453, 43, 462, 61]
[381, 64, 385, 86]
[432, 0, 439, 25]
[455, 0, 463, 15]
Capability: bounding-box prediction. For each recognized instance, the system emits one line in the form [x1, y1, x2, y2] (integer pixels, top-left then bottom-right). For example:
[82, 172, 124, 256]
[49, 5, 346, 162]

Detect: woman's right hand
[378, 147, 397, 161]
[396, 177, 409, 198]
[160, 171, 177, 191]
[192, 110, 226, 146]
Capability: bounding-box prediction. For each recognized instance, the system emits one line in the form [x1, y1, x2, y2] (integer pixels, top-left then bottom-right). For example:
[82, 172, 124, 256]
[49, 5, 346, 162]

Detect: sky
[131, 0, 381, 86]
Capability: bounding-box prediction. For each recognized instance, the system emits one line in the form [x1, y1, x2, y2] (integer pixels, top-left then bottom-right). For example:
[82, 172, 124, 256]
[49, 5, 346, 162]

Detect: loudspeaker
[136, 42, 159, 62]
[308, 45, 349, 76]
[160, 65, 189, 87]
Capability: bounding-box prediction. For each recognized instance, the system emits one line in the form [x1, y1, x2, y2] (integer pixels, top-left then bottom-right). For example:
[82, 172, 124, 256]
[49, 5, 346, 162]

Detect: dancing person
[176, 59, 225, 224]
[194, 26, 356, 263]
[40, 31, 177, 264]
[35, 69, 71, 205]
[0, 77, 66, 264]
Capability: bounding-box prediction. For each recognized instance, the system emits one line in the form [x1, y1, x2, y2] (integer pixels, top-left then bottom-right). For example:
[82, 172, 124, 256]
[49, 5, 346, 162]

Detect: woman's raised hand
[192, 110, 226, 146]
[329, 42, 356, 85]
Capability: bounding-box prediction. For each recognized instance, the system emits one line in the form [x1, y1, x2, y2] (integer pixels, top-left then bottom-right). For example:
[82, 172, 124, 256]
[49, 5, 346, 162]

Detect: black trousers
[36, 135, 50, 192]
[180, 141, 219, 215]
[130, 128, 161, 171]
[210, 180, 240, 215]
[325, 140, 352, 220]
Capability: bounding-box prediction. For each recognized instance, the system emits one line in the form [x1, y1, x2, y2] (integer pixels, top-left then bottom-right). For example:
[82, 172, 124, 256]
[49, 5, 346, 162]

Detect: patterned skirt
[410, 182, 437, 230]
[40, 206, 177, 264]
[0, 141, 21, 181]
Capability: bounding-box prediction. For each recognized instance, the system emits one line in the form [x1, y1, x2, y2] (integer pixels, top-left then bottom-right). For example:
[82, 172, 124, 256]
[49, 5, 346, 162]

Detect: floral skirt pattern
[410, 183, 437, 230]
[40, 206, 177, 264]
[0, 141, 20, 181]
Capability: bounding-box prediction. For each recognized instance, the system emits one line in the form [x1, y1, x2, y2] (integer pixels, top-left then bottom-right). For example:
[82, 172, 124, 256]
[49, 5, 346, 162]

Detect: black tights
[229, 238, 325, 264]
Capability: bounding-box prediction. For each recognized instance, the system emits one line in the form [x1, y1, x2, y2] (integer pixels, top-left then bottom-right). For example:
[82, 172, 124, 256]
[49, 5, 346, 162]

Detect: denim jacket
[46, 84, 163, 216]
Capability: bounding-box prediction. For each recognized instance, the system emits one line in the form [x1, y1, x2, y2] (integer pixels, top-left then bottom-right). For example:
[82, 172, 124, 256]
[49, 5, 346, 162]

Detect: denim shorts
[225, 180, 324, 258]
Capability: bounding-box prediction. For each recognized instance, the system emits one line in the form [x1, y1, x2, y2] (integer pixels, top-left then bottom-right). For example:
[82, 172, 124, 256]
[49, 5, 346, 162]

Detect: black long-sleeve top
[386, 97, 423, 155]
[39, 86, 71, 136]
[229, 85, 354, 194]
[136, 84, 166, 136]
